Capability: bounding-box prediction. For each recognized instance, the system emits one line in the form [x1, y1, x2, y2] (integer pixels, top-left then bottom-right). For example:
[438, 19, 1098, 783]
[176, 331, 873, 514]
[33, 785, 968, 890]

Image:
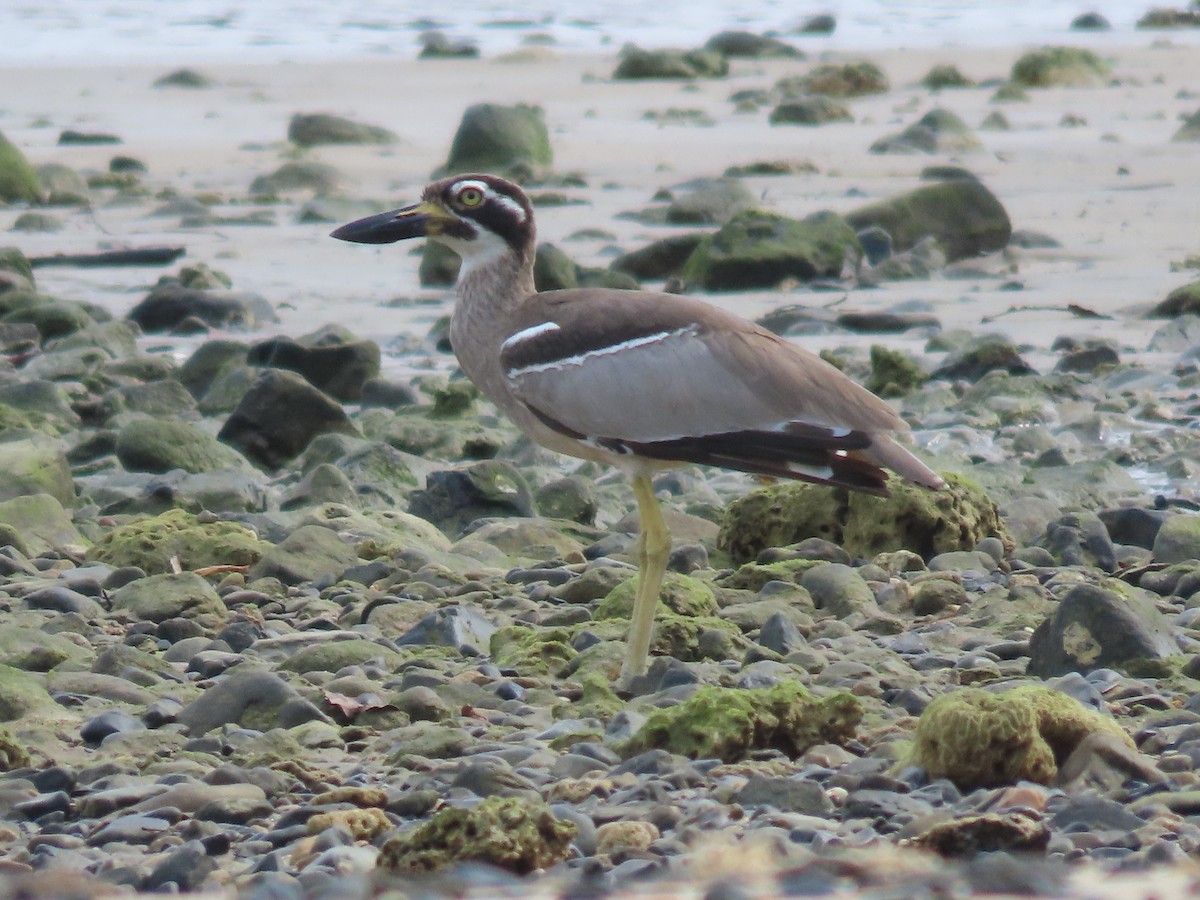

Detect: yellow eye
[457, 186, 484, 207]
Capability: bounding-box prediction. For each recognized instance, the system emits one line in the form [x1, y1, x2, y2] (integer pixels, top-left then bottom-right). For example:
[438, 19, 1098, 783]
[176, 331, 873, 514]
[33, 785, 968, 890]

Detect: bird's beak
[330, 201, 450, 244]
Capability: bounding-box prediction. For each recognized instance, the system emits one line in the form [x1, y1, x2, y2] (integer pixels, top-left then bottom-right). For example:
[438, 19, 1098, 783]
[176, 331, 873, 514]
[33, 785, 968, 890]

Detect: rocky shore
[1, 19, 1200, 898]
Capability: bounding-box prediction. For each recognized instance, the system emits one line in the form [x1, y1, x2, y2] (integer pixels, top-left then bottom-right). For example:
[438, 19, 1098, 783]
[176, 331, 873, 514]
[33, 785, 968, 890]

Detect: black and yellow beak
[330, 201, 450, 245]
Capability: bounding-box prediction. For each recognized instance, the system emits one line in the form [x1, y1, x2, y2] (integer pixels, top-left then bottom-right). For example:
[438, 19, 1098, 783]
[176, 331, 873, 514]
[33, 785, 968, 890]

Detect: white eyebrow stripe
[492, 193, 527, 222]
[506, 327, 693, 378]
[501, 322, 562, 350]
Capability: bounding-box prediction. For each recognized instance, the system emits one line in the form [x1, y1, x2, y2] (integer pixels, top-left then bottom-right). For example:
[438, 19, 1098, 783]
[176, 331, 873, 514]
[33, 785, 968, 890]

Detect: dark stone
[1149, 280, 1200, 317]
[143, 840, 216, 891]
[869, 109, 982, 155]
[81, 710, 146, 745]
[153, 68, 216, 88]
[58, 130, 122, 145]
[360, 377, 419, 409]
[418, 31, 480, 58]
[533, 243, 578, 291]
[856, 226, 892, 264]
[1098, 507, 1170, 550]
[704, 31, 801, 58]
[1028, 583, 1178, 677]
[249, 161, 344, 195]
[177, 667, 320, 736]
[835, 311, 940, 333]
[128, 284, 275, 333]
[218, 369, 355, 470]
[1071, 12, 1111, 30]
[930, 335, 1035, 381]
[758, 611, 805, 655]
[797, 14, 836, 35]
[769, 96, 852, 126]
[287, 114, 397, 148]
[177, 340, 247, 400]
[246, 335, 380, 402]
[1055, 341, 1119, 373]
[733, 776, 831, 814]
[395, 605, 498, 650]
[408, 461, 534, 536]
[613, 46, 729, 80]
[614, 234, 705, 280]
[1039, 512, 1117, 571]
[845, 177, 1010, 262]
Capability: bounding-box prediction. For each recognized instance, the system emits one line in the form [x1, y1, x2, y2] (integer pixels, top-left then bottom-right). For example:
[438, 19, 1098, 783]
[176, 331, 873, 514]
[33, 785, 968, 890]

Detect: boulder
[719, 472, 1003, 564]
[681, 209, 860, 291]
[85, 509, 266, 574]
[769, 96, 853, 126]
[0, 132, 40, 204]
[613, 46, 728, 80]
[1172, 109, 1200, 142]
[1152, 513, 1200, 564]
[1070, 13, 1111, 31]
[930, 334, 1035, 381]
[869, 108, 983, 155]
[247, 523, 360, 585]
[153, 68, 216, 88]
[128, 283, 275, 333]
[844, 179, 1011, 262]
[704, 31, 801, 58]
[1149, 280, 1200, 317]
[611, 234, 705, 280]
[287, 113, 398, 148]
[441, 103, 552, 180]
[218, 369, 356, 470]
[246, 333, 380, 402]
[921, 64, 975, 89]
[408, 460, 535, 536]
[110, 572, 227, 623]
[1137, 8, 1200, 28]
[34, 163, 89, 205]
[777, 62, 888, 97]
[1010, 46, 1109, 87]
[115, 419, 246, 475]
[1028, 582, 1178, 676]
[0, 494, 83, 556]
[249, 161, 344, 195]
[0, 435, 74, 508]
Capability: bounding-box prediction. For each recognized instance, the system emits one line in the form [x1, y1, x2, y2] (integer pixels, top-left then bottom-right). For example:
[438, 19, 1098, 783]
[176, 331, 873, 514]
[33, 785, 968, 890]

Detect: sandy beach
[3, 40, 1198, 372]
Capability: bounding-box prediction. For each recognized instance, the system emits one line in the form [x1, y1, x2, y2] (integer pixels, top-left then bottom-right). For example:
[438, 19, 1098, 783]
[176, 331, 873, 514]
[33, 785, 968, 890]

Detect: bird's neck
[450, 244, 536, 394]
[455, 244, 536, 325]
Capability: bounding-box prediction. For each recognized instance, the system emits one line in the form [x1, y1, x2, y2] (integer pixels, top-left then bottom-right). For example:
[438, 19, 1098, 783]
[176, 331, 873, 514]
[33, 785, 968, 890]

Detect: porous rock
[909, 685, 1134, 790]
[85, 509, 267, 574]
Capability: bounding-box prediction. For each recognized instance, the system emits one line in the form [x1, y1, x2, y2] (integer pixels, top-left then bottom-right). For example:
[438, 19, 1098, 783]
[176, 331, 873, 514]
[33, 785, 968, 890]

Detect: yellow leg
[620, 473, 671, 683]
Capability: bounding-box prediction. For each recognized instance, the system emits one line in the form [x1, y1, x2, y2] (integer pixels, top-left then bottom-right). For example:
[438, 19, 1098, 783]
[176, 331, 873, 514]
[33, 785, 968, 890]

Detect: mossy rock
[717, 558, 823, 592]
[0, 435, 75, 508]
[2, 300, 95, 342]
[378, 796, 576, 874]
[86, 508, 267, 574]
[681, 209, 860, 291]
[845, 178, 1010, 263]
[595, 572, 718, 619]
[719, 472, 1005, 564]
[921, 64, 975, 89]
[246, 523, 360, 586]
[115, 418, 247, 474]
[780, 62, 888, 97]
[441, 103, 552, 179]
[769, 96, 853, 126]
[0, 132, 41, 204]
[278, 639, 406, 675]
[613, 46, 728, 80]
[908, 685, 1133, 790]
[864, 345, 929, 397]
[619, 682, 861, 762]
[490, 626, 578, 677]
[249, 161, 344, 195]
[533, 243, 579, 291]
[0, 626, 89, 672]
[1149, 280, 1200, 318]
[109, 571, 227, 623]
[0, 493, 84, 556]
[287, 113, 398, 148]
[35, 162, 89, 205]
[1010, 46, 1109, 88]
[0, 247, 35, 287]
[0, 727, 30, 770]
[1172, 109, 1200, 142]
[0, 665, 55, 722]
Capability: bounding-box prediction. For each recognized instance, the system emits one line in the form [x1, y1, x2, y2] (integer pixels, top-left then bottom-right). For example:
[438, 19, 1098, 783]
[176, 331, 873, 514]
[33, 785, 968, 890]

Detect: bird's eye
[457, 186, 485, 207]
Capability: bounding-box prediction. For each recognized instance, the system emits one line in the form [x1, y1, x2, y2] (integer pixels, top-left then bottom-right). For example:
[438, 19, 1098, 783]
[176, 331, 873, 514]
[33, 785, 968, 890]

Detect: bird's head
[331, 174, 536, 271]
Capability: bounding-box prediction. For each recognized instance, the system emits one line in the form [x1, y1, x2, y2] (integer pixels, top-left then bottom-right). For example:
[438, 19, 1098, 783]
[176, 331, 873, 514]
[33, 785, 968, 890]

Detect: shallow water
[4, 0, 1196, 65]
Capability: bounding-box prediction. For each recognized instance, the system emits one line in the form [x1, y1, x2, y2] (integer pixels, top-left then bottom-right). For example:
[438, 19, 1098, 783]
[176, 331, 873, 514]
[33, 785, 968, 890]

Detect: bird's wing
[497, 289, 942, 492]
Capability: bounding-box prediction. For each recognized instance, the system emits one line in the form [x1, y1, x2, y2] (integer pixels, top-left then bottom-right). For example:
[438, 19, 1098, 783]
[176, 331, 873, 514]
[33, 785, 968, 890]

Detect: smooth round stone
[81, 710, 146, 745]
[87, 813, 171, 846]
[23, 586, 104, 616]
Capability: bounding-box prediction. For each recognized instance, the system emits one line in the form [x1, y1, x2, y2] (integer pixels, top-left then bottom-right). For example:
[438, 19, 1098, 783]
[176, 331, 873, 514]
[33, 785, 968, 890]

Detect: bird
[332, 173, 945, 684]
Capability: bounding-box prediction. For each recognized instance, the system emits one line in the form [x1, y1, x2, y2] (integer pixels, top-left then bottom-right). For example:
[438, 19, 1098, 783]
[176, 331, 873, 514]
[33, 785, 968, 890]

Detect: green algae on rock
[378, 796, 576, 874]
[440, 103, 552, 180]
[719, 472, 1004, 564]
[1010, 46, 1109, 88]
[86, 508, 267, 574]
[681, 209, 860, 291]
[490, 626, 578, 678]
[0, 133, 41, 203]
[595, 571, 717, 619]
[109, 571, 227, 623]
[0, 493, 83, 556]
[908, 685, 1134, 791]
[864, 345, 929, 398]
[619, 682, 861, 762]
